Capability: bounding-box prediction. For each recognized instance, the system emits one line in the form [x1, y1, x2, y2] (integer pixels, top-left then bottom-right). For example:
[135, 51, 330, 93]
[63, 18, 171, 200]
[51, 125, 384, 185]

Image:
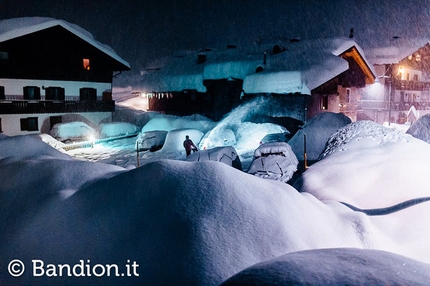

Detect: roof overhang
[340, 46, 376, 84]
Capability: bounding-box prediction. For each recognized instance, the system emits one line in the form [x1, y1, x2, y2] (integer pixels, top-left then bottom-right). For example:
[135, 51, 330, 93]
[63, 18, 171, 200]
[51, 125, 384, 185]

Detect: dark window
[0, 51, 8, 60]
[20, 117, 39, 131]
[102, 91, 112, 101]
[0, 118, 2, 133]
[45, 87, 65, 100]
[345, 88, 351, 103]
[413, 74, 419, 81]
[197, 54, 206, 64]
[0, 86, 4, 100]
[23, 86, 41, 100]
[50, 116, 62, 130]
[79, 88, 97, 100]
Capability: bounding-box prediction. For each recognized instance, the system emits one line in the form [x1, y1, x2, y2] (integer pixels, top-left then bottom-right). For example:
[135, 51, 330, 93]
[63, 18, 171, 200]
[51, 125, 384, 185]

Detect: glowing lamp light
[397, 66, 404, 77]
[88, 135, 96, 148]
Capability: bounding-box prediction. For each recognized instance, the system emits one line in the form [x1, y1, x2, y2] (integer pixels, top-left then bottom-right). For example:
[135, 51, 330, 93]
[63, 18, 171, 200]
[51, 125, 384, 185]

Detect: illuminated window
[416, 54, 421, 62]
[321, 95, 328, 110]
[83, 58, 90, 70]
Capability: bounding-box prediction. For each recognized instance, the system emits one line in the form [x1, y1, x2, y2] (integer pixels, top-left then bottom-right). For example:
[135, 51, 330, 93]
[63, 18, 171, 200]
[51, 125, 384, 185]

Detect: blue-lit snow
[2, 109, 430, 285]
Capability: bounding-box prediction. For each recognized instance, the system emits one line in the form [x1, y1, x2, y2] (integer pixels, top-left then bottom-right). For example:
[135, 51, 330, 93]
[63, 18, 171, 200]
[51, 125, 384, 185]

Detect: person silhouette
[183, 135, 198, 156]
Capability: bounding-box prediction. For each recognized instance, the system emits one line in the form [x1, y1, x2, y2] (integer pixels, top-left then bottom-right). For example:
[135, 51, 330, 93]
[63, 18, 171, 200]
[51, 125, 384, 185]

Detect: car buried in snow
[248, 142, 298, 183]
[259, 131, 292, 145]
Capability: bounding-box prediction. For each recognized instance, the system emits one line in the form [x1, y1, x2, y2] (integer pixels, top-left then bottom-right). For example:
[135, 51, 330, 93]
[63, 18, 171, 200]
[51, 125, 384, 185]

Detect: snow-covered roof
[139, 37, 375, 95]
[364, 38, 429, 65]
[244, 38, 375, 94]
[0, 17, 130, 69]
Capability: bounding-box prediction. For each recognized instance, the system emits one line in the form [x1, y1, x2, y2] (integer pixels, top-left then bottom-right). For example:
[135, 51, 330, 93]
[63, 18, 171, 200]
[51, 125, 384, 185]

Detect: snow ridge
[320, 120, 410, 159]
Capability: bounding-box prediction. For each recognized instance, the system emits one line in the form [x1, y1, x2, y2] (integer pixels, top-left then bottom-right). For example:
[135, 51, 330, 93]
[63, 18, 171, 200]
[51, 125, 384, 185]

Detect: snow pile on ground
[34, 133, 67, 151]
[0, 133, 71, 162]
[0, 156, 372, 286]
[220, 248, 430, 285]
[288, 112, 351, 161]
[186, 146, 242, 170]
[3, 124, 430, 284]
[247, 142, 298, 183]
[50, 121, 96, 142]
[406, 113, 430, 144]
[98, 122, 140, 138]
[320, 120, 410, 159]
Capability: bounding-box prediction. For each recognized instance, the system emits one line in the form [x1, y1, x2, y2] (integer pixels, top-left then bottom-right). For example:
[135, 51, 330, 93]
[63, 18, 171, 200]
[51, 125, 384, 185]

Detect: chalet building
[140, 38, 375, 127]
[359, 39, 430, 124]
[0, 17, 130, 136]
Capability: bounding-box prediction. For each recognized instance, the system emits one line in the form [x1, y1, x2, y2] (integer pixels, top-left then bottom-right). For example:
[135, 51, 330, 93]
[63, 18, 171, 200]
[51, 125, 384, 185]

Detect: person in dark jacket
[183, 135, 198, 156]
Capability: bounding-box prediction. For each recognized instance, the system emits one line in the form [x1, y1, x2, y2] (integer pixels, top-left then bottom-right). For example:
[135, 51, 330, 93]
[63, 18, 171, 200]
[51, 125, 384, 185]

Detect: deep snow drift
[221, 248, 430, 285]
[2, 113, 430, 285]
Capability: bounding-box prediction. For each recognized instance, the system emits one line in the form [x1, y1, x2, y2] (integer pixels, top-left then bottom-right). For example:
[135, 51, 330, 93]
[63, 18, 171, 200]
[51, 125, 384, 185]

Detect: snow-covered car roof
[0, 17, 130, 70]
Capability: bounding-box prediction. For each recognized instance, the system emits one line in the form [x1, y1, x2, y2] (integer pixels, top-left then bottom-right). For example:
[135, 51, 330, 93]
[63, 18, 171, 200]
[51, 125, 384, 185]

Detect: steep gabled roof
[0, 17, 130, 70]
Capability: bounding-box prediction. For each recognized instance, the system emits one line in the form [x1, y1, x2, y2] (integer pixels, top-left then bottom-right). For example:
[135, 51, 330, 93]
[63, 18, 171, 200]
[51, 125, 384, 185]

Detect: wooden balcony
[0, 100, 115, 115]
[393, 80, 430, 91]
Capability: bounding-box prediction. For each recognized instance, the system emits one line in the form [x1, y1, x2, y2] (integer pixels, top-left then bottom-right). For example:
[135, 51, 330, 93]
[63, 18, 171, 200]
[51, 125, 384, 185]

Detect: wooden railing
[0, 100, 115, 114]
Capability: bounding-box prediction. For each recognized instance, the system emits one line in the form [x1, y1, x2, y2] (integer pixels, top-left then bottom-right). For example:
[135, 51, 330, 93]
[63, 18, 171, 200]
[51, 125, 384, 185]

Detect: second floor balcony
[0, 99, 115, 115]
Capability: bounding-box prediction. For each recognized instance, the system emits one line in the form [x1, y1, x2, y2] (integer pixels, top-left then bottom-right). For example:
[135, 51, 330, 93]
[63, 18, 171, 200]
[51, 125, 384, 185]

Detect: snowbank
[3, 132, 430, 285]
[221, 248, 430, 285]
[0, 158, 374, 286]
[297, 120, 430, 208]
[288, 112, 351, 161]
[0, 133, 71, 162]
[406, 113, 430, 144]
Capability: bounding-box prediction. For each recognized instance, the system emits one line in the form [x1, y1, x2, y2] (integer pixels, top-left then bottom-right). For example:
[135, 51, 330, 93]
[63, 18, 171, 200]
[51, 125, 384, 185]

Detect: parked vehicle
[259, 131, 292, 145]
[248, 142, 298, 183]
[136, 130, 168, 152]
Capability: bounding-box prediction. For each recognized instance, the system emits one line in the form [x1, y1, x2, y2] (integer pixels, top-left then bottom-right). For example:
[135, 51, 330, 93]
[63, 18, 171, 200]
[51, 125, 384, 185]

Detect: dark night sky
[1, 0, 430, 71]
